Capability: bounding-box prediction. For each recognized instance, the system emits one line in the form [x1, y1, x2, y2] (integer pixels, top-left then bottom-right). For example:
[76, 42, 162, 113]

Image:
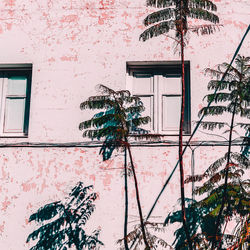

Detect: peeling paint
[0, 0, 249, 249]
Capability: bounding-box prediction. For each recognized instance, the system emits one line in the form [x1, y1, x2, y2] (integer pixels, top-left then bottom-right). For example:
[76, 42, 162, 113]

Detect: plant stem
[127, 144, 150, 249]
[212, 98, 238, 249]
[124, 147, 129, 250]
[178, 3, 193, 249]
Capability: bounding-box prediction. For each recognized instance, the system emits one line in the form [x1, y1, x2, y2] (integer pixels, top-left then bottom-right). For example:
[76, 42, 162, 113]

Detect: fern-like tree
[164, 198, 211, 249]
[79, 85, 151, 249]
[185, 55, 250, 248]
[118, 220, 172, 249]
[140, 1, 219, 248]
[26, 182, 103, 250]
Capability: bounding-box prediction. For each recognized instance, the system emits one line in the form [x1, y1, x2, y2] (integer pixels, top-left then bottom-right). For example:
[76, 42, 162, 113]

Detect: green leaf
[207, 79, 231, 90]
[29, 202, 63, 223]
[27, 216, 65, 242]
[146, 0, 175, 8]
[209, 204, 221, 216]
[188, 8, 219, 23]
[198, 105, 228, 117]
[27, 182, 103, 250]
[143, 8, 175, 26]
[189, 0, 217, 11]
[206, 92, 231, 103]
[139, 21, 175, 41]
[198, 121, 227, 130]
[231, 152, 250, 169]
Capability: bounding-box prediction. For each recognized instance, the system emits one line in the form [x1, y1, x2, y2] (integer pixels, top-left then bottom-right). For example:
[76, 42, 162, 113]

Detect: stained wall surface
[0, 0, 249, 249]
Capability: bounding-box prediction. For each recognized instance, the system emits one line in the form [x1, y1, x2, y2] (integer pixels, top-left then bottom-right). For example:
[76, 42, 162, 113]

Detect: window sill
[0, 134, 28, 138]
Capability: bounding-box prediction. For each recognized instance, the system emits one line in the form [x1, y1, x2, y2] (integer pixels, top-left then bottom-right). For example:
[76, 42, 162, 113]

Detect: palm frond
[146, 0, 175, 8]
[198, 121, 227, 130]
[230, 152, 250, 169]
[189, 24, 221, 35]
[195, 166, 245, 196]
[185, 173, 205, 184]
[27, 216, 66, 243]
[82, 126, 125, 140]
[189, 0, 217, 11]
[28, 202, 64, 223]
[205, 67, 236, 81]
[237, 123, 250, 129]
[139, 21, 175, 41]
[198, 105, 228, 117]
[204, 153, 228, 177]
[207, 80, 229, 91]
[188, 8, 219, 23]
[29, 228, 68, 250]
[131, 116, 151, 127]
[79, 113, 118, 130]
[235, 55, 250, 67]
[220, 63, 243, 80]
[125, 105, 145, 115]
[97, 84, 116, 95]
[205, 92, 232, 103]
[194, 179, 215, 195]
[143, 8, 175, 26]
[80, 98, 116, 110]
[197, 183, 250, 218]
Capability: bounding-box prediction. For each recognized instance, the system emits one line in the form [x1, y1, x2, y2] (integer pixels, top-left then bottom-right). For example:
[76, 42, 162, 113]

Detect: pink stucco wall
[0, 0, 249, 249]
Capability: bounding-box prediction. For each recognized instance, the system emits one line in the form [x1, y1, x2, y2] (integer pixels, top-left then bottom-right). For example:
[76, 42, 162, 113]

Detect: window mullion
[154, 75, 159, 133]
[0, 78, 8, 134]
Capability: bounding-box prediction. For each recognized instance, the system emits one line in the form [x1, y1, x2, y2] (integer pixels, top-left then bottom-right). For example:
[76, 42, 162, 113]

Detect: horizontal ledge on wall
[0, 139, 246, 148]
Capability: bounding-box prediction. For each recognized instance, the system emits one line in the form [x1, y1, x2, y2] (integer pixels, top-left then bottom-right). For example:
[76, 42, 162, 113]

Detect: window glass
[133, 74, 153, 94]
[4, 98, 25, 132]
[7, 77, 27, 96]
[160, 76, 181, 94]
[162, 96, 181, 131]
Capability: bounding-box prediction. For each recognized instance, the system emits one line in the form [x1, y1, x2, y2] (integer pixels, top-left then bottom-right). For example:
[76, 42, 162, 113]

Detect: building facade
[0, 0, 249, 249]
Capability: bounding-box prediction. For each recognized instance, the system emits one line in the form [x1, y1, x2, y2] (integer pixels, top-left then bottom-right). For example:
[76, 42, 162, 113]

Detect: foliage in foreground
[196, 55, 250, 248]
[164, 55, 250, 249]
[27, 182, 103, 250]
[80, 84, 153, 249]
[79, 84, 150, 160]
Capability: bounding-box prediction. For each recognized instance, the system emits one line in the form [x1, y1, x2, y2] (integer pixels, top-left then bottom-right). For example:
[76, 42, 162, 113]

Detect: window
[127, 61, 191, 134]
[0, 65, 32, 137]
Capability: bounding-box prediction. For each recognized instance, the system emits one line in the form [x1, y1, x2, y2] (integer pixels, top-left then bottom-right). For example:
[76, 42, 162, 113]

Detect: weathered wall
[0, 145, 233, 249]
[0, 0, 249, 249]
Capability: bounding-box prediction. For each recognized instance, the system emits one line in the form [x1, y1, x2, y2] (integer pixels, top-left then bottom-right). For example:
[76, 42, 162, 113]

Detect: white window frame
[126, 61, 191, 135]
[0, 65, 32, 137]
